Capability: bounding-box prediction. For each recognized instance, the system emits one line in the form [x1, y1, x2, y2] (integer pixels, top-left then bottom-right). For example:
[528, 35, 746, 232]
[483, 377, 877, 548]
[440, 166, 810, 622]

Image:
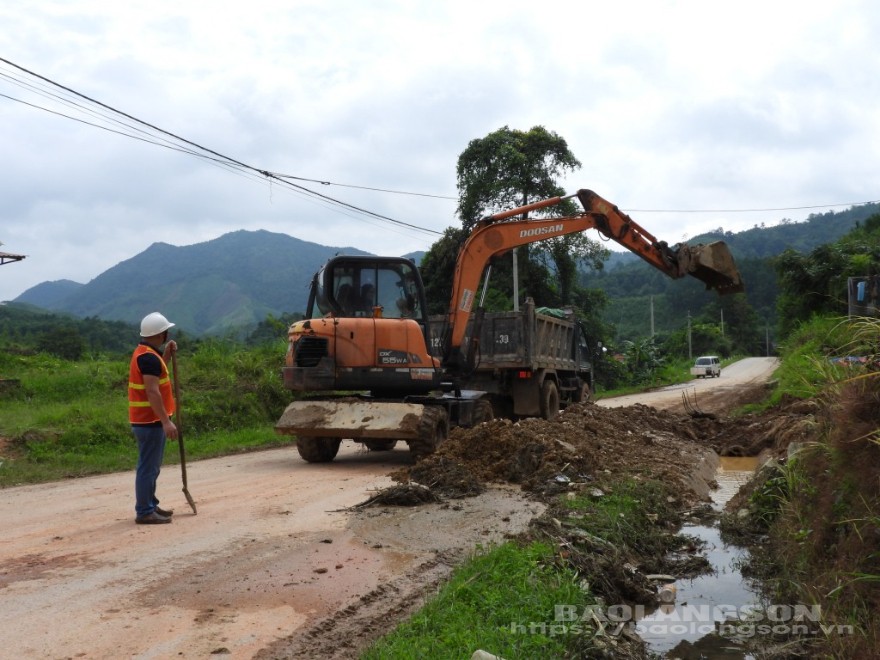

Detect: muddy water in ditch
[638, 456, 761, 658]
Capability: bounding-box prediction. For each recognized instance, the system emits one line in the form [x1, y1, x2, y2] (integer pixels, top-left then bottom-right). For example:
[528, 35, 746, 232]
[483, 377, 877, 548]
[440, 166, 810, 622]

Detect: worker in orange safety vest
[129, 312, 178, 524]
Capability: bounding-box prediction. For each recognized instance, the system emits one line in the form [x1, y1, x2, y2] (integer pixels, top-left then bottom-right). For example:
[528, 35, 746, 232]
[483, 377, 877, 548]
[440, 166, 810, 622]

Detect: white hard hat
[140, 312, 175, 337]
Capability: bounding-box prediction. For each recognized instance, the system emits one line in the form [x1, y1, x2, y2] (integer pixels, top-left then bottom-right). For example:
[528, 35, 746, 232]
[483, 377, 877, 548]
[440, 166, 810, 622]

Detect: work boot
[135, 511, 171, 524]
[155, 506, 174, 517]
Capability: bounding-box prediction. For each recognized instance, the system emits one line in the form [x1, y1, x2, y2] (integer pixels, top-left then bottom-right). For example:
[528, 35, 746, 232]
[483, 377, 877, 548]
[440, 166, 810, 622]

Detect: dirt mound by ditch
[392, 398, 821, 502]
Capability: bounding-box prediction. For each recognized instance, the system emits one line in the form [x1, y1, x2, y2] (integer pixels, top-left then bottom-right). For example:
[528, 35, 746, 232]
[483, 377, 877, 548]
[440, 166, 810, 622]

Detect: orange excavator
[275, 189, 743, 462]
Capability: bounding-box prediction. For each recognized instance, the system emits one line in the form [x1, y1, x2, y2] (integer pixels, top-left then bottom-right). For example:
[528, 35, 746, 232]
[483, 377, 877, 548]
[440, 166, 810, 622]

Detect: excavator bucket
[677, 241, 744, 295]
[275, 398, 426, 439]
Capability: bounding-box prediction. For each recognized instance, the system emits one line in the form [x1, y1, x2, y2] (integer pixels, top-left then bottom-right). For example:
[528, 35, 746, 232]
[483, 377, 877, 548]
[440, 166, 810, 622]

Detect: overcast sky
[1, 1, 878, 302]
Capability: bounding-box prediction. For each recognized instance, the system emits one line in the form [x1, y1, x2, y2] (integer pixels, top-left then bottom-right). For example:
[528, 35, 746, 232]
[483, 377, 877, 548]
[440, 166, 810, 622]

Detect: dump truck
[428, 299, 593, 420]
[275, 189, 744, 462]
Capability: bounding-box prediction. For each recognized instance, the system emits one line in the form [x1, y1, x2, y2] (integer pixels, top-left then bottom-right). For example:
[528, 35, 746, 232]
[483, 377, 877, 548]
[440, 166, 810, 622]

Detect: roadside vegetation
[365, 478, 684, 659]
[724, 314, 880, 658]
[0, 337, 291, 487]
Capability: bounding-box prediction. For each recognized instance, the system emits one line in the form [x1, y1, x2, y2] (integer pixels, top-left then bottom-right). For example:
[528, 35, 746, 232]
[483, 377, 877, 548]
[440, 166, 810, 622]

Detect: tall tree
[419, 227, 467, 315]
[456, 125, 581, 231]
[454, 125, 607, 305]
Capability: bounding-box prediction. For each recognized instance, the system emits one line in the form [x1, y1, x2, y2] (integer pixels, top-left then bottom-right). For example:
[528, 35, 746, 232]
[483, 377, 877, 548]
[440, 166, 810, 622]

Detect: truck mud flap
[275, 399, 425, 439]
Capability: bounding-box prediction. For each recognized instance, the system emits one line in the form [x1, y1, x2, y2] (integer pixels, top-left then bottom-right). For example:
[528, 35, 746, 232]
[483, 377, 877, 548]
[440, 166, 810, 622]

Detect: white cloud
[2, 0, 879, 300]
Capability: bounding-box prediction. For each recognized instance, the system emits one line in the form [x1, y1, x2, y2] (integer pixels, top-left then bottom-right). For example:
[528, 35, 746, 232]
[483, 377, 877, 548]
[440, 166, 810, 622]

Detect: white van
[690, 355, 721, 378]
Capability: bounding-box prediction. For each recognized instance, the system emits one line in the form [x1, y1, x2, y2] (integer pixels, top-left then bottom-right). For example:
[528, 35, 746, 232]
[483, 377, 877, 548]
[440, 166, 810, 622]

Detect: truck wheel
[296, 436, 342, 463]
[472, 399, 494, 426]
[573, 382, 593, 404]
[407, 407, 449, 461]
[363, 439, 398, 451]
[540, 380, 560, 421]
[489, 395, 514, 420]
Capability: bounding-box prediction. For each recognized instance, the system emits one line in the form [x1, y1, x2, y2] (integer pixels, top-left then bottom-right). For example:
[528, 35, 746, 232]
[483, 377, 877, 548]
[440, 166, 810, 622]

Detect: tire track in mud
[256, 554, 456, 659]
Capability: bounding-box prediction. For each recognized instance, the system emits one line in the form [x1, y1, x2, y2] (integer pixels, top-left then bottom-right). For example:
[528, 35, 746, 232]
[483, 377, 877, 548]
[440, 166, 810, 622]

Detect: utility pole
[512, 248, 519, 312]
[650, 296, 655, 337]
[687, 311, 692, 360]
[765, 322, 770, 357]
[720, 308, 724, 337]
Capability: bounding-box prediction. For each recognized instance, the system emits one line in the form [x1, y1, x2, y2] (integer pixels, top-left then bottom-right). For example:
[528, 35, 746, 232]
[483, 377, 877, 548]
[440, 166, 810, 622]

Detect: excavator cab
[284, 255, 440, 395]
[308, 256, 428, 323]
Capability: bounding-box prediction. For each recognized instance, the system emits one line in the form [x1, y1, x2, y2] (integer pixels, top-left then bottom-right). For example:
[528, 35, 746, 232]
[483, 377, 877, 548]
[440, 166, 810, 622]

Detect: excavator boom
[572, 189, 743, 291]
[443, 189, 743, 367]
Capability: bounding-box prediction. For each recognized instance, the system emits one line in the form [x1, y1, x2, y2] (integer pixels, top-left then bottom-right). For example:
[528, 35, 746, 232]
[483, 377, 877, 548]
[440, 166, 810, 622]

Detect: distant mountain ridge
[14, 279, 84, 308]
[602, 201, 880, 269]
[14, 202, 873, 337]
[588, 202, 880, 341]
[15, 230, 383, 335]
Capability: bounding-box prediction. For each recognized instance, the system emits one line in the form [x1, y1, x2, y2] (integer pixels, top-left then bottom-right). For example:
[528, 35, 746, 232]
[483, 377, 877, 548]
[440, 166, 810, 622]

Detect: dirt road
[598, 356, 779, 413]
[0, 358, 777, 659]
[0, 445, 540, 659]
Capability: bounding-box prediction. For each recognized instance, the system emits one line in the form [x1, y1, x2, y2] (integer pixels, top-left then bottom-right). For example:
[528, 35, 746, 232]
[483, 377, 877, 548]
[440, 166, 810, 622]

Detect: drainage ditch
[638, 456, 761, 658]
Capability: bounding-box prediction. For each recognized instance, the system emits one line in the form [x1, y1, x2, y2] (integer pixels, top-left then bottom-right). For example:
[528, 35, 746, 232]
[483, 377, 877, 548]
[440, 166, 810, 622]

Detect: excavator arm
[442, 188, 744, 370]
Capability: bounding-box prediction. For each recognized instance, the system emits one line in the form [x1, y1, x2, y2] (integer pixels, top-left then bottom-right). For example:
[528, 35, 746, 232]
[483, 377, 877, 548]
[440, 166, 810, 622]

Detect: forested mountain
[588, 203, 880, 343]
[15, 279, 84, 308]
[11, 202, 874, 342]
[15, 230, 371, 335]
[687, 201, 880, 258]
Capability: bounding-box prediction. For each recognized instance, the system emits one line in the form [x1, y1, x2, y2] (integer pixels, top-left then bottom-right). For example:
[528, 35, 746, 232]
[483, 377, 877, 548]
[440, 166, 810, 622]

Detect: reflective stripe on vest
[129, 344, 175, 424]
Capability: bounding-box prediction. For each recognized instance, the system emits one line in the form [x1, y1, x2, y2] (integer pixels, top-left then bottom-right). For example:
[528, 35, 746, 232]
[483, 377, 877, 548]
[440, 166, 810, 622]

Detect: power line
[0, 91, 226, 163]
[0, 57, 442, 238]
[2, 58, 877, 223]
[272, 172, 457, 200]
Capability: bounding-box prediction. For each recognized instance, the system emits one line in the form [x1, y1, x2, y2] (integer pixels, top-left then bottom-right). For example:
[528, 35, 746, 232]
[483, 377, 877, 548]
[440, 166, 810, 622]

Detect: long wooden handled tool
[171, 351, 197, 514]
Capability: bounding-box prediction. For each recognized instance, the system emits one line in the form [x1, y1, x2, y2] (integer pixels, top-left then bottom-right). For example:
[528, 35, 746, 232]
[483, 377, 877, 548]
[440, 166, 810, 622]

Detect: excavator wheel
[472, 399, 494, 426]
[296, 436, 342, 463]
[407, 406, 449, 462]
[363, 439, 398, 451]
[541, 380, 560, 421]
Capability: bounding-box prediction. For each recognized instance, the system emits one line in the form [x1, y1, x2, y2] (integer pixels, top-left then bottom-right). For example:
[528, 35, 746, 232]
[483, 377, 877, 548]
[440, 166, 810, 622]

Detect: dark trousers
[132, 424, 166, 517]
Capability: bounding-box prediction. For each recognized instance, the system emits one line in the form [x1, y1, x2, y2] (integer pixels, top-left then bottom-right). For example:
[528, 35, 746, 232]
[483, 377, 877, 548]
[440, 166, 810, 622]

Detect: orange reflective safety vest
[128, 344, 176, 424]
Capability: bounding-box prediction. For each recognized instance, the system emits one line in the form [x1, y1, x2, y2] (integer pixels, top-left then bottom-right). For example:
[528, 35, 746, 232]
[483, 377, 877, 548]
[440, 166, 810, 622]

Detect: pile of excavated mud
[392, 398, 821, 502]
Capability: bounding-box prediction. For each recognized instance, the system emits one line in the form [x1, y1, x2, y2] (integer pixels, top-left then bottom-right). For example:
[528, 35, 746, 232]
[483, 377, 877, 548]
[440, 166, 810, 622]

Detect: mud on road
[1, 357, 814, 659]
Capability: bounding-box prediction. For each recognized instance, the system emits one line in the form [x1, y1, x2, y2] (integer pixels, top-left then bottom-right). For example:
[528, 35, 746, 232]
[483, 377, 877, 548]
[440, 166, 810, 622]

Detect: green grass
[562, 478, 680, 556]
[729, 314, 880, 657]
[0, 341, 292, 487]
[766, 316, 846, 402]
[362, 541, 593, 660]
[363, 477, 682, 658]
